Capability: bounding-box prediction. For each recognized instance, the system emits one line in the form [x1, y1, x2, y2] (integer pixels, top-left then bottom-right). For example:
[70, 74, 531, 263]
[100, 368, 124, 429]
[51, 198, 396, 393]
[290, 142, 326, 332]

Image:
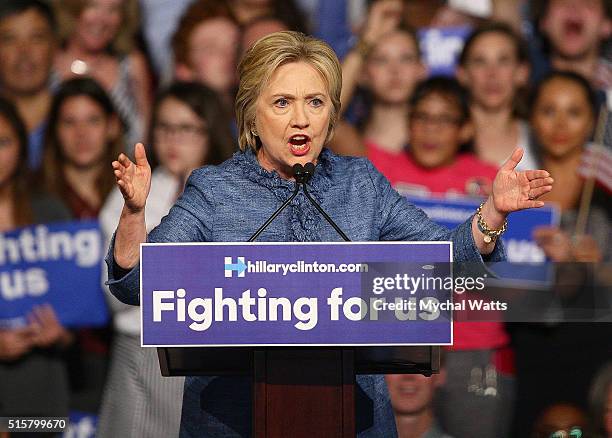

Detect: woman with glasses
[97, 82, 234, 437]
[370, 75, 516, 438]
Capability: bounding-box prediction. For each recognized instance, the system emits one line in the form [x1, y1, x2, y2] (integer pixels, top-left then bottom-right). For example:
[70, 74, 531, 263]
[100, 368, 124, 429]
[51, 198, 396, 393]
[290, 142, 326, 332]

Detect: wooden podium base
[253, 349, 355, 438]
[157, 346, 439, 437]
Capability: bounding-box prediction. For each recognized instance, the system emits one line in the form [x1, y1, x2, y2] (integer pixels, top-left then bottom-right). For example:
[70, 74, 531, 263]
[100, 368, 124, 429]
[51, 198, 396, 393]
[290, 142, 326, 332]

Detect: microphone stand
[248, 183, 300, 242]
[298, 162, 350, 241]
[301, 183, 350, 241]
[248, 163, 351, 242]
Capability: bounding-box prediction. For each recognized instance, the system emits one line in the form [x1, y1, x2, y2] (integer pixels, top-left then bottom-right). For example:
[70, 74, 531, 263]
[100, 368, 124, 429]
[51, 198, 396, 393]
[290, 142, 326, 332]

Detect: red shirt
[367, 141, 510, 354]
[367, 142, 497, 198]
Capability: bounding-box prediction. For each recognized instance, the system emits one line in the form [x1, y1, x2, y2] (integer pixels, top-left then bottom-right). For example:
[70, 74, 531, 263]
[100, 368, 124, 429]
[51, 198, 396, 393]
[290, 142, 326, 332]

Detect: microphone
[292, 163, 313, 184]
[248, 162, 351, 242]
[297, 163, 350, 242]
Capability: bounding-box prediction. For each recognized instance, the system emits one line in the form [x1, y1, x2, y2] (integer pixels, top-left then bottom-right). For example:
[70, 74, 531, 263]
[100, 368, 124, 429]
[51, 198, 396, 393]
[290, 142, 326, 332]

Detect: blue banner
[0, 220, 109, 328]
[408, 196, 560, 287]
[418, 26, 471, 77]
[63, 411, 97, 438]
[141, 242, 453, 347]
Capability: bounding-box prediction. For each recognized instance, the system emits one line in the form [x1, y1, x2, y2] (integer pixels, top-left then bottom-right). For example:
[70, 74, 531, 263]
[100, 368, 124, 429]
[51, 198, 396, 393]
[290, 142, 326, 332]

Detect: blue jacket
[106, 148, 504, 437]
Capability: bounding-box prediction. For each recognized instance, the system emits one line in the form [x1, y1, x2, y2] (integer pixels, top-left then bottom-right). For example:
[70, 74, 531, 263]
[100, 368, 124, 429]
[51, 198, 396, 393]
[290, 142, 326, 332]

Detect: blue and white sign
[140, 242, 453, 347]
[63, 411, 97, 438]
[0, 220, 109, 328]
[418, 26, 471, 77]
[408, 196, 560, 287]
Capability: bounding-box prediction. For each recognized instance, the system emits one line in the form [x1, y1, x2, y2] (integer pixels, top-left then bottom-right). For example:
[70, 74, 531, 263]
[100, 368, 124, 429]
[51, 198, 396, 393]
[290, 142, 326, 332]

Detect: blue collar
[228, 147, 337, 195]
[225, 147, 340, 241]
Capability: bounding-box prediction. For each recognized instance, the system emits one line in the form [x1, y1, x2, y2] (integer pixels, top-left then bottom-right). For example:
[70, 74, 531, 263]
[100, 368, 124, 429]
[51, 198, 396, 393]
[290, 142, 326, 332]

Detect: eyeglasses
[154, 122, 207, 138]
[410, 111, 463, 128]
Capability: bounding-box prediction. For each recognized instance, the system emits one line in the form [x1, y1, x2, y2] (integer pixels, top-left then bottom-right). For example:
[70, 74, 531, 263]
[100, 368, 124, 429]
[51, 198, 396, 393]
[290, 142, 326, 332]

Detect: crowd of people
[0, 0, 610, 437]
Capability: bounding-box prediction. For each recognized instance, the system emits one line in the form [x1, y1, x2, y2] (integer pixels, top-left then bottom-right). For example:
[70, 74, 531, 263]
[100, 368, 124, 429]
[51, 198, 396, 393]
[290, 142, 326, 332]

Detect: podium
[142, 242, 451, 437]
[157, 346, 440, 437]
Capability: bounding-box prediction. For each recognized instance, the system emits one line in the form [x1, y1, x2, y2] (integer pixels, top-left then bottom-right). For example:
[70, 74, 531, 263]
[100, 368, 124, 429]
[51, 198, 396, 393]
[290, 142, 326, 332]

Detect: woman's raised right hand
[112, 142, 151, 213]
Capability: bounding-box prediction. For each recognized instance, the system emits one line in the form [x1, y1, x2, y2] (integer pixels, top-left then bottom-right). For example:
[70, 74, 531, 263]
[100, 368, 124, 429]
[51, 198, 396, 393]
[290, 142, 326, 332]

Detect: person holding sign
[367, 75, 515, 438]
[40, 76, 124, 414]
[512, 71, 610, 436]
[106, 31, 553, 436]
[0, 97, 72, 419]
[531, 71, 608, 262]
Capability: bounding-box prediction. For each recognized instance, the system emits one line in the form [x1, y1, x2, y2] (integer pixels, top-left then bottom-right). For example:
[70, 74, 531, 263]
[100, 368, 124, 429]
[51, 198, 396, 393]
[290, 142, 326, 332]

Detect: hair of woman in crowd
[410, 76, 471, 125]
[530, 70, 608, 263]
[148, 80, 236, 172]
[457, 21, 534, 169]
[530, 70, 598, 169]
[41, 77, 123, 214]
[358, 24, 424, 125]
[330, 22, 426, 157]
[458, 21, 530, 114]
[239, 14, 290, 56]
[96, 81, 234, 438]
[228, 0, 308, 34]
[0, 96, 33, 228]
[172, 0, 240, 105]
[53, 0, 151, 146]
[54, 0, 139, 56]
[0, 97, 72, 417]
[407, 76, 473, 163]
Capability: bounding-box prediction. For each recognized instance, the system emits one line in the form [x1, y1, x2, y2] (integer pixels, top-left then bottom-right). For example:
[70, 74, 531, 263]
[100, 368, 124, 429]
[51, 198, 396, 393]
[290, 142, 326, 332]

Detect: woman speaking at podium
[106, 31, 552, 437]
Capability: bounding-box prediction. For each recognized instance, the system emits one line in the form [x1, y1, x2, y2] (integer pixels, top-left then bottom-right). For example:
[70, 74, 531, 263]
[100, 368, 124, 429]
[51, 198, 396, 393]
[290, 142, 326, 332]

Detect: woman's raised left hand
[491, 148, 554, 215]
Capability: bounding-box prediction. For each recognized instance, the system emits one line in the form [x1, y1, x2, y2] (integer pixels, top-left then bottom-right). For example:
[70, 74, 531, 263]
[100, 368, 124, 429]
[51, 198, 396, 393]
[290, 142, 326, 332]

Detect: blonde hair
[235, 31, 342, 152]
[55, 0, 140, 55]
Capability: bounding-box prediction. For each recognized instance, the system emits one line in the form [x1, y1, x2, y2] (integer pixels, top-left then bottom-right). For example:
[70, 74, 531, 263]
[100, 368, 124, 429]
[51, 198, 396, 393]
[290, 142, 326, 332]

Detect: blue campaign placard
[63, 411, 97, 438]
[418, 26, 471, 76]
[0, 220, 109, 328]
[140, 242, 453, 347]
[408, 196, 560, 287]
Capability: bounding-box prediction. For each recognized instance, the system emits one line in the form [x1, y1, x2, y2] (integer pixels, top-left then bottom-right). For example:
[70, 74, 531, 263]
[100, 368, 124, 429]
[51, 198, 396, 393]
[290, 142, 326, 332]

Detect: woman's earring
[251, 124, 258, 136]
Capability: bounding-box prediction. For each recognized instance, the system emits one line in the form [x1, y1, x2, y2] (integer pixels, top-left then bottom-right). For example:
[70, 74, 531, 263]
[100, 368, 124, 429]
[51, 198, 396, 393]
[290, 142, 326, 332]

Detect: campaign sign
[0, 220, 109, 328]
[141, 242, 453, 347]
[408, 196, 560, 287]
[418, 26, 471, 76]
[63, 412, 97, 438]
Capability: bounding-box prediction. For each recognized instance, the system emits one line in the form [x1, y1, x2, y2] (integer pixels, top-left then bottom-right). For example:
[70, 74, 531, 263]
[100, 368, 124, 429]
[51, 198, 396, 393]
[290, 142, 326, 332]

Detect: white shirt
[514, 120, 539, 171]
[100, 167, 181, 335]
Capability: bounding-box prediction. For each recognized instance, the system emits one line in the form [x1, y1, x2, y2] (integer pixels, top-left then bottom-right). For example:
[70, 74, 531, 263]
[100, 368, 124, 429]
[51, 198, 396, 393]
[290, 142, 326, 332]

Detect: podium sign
[141, 242, 453, 347]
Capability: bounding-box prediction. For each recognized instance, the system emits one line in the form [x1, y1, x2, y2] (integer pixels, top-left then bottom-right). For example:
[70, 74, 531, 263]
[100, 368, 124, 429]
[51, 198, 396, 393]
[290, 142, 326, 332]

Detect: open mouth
[563, 19, 584, 37]
[288, 134, 311, 156]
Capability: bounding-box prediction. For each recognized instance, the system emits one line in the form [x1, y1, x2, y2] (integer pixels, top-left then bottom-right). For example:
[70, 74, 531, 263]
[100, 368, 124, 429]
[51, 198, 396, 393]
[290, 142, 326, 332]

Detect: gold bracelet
[476, 202, 508, 244]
